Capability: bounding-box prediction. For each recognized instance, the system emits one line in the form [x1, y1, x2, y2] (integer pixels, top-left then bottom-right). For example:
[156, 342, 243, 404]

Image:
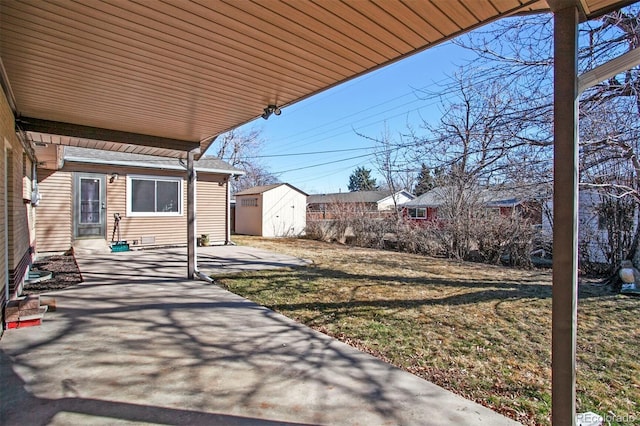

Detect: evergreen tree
[348, 167, 378, 191]
[413, 163, 435, 196]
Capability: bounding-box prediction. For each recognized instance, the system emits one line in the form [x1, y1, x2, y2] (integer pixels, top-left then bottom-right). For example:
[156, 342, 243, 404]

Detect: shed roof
[235, 183, 308, 197]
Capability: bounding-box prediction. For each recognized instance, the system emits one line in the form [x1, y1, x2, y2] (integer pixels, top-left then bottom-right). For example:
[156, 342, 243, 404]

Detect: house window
[241, 198, 258, 207]
[127, 175, 182, 216]
[408, 208, 427, 219]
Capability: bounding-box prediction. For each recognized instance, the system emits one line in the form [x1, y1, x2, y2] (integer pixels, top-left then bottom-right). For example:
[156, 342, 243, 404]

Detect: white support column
[187, 151, 196, 279]
[226, 176, 232, 244]
[553, 6, 579, 426]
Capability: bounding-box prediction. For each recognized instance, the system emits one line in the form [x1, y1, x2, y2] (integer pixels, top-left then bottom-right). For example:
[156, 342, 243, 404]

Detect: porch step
[5, 295, 49, 329]
[73, 239, 110, 254]
[6, 307, 48, 329]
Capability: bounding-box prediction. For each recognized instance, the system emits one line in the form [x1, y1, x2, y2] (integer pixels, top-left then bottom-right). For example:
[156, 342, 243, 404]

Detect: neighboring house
[34, 146, 243, 253]
[402, 186, 543, 223]
[542, 190, 638, 265]
[307, 190, 415, 220]
[235, 183, 308, 237]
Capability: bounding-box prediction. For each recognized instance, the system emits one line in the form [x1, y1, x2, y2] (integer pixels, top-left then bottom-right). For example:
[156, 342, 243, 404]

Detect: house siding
[36, 169, 73, 253]
[36, 162, 229, 249]
[378, 192, 415, 210]
[1, 87, 36, 313]
[543, 191, 625, 264]
[196, 174, 228, 244]
[1, 125, 8, 324]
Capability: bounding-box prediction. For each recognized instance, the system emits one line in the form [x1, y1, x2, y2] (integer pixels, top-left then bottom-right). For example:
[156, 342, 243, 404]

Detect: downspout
[225, 175, 235, 245]
[31, 161, 41, 206]
[186, 150, 197, 280]
[183, 150, 215, 284]
[3, 143, 9, 307]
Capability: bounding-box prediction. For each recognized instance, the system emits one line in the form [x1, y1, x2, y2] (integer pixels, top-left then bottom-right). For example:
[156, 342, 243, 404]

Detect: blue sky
[232, 41, 475, 195]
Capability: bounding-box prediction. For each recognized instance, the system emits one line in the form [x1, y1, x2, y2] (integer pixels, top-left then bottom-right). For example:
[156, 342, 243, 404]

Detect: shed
[235, 184, 308, 237]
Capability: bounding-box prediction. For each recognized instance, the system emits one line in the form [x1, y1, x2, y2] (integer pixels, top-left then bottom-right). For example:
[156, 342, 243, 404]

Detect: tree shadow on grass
[222, 267, 617, 308]
[217, 264, 615, 309]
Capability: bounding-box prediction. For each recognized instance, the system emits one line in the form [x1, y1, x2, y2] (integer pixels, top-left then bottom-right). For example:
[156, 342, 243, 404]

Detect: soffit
[0, 0, 633, 158]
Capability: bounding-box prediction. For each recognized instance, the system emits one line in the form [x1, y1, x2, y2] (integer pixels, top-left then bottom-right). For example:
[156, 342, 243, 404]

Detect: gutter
[64, 156, 243, 176]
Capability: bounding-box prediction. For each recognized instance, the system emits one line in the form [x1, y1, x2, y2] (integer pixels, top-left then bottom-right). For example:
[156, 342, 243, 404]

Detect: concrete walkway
[1, 246, 519, 425]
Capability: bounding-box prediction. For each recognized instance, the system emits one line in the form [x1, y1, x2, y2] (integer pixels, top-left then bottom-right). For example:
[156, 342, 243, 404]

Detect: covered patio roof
[0, 0, 632, 157]
[2, 1, 637, 426]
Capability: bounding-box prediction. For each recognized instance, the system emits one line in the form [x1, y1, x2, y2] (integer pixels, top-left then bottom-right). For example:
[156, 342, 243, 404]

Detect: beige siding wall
[1, 87, 35, 302]
[235, 194, 263, 236]
[11, 152, 35, 266]
[1, 113, 7, 314]
[71, 163, 187, 247]
[36, 161, 230, 249]
[196, 174, 228, 244]
[36, 169, 73, 252]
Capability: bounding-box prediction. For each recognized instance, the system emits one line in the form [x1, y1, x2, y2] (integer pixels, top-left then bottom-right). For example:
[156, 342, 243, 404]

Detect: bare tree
[370, 126, 416, 217]
[413, 71, 551, 186]
[208, 128, 279, 193]
[450, 5, 640, 273]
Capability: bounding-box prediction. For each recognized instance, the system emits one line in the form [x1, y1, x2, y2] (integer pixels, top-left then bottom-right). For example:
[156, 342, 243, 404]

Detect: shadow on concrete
[0, 248, 517, 425]
[1, 351, 311, 425]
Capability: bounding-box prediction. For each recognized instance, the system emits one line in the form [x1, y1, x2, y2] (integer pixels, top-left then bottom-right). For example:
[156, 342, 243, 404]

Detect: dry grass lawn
[216, 236, 639, 425]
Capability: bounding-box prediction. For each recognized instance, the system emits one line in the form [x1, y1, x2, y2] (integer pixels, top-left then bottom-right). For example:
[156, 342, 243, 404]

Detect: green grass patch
[218, 236, 640, 425]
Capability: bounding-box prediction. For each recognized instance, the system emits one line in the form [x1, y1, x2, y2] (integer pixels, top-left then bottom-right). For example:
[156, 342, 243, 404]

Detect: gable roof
[235, 183, 308, 197]
[378, 190, 416, 204]
[403, 186, 541, 208]
[62, 146, 243, 175]
[308, 190, 403, 204]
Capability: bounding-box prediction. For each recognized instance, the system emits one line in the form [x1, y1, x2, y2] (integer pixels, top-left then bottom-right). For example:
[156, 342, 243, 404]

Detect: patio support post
[226, 176, 231, 244]
[187, 150, 196, 279]
[552, 5, 579, 426]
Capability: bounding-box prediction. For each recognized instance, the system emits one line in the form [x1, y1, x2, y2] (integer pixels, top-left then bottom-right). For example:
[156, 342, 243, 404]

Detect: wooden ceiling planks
[0, 0, 632, 157]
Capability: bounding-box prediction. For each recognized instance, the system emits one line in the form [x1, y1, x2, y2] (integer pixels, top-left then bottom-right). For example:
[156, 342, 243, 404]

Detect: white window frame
[408, 207, 427, 219]
[126, 174, 183, 217]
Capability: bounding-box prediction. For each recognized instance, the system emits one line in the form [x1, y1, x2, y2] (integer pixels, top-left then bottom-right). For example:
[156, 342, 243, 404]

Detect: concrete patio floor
[1, 245, 519, 425]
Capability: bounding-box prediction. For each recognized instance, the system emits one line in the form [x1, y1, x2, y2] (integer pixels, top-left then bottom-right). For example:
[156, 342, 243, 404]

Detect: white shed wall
[262, 186, 307, 237]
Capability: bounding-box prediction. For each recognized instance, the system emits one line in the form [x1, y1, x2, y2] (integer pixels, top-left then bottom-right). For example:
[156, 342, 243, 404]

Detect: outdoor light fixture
[261, 104, 282, 120]
[110, 173, 119, 183]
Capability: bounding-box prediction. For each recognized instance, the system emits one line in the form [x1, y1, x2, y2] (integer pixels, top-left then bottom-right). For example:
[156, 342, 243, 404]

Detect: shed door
[74, 173, 106, 239]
